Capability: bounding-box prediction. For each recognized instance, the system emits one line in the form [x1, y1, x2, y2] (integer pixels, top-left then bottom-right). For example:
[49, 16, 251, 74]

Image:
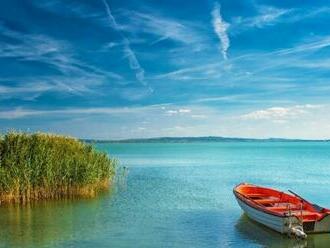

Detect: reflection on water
[236, 214, 330, 248]
[115, 165, 129, 190]
[0, 192, 113, 248]
[0, 201, 70, 247]
[236, 214, 306, 247]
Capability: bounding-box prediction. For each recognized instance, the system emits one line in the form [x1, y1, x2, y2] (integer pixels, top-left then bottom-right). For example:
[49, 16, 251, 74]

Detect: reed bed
[0, 132, 116, 204]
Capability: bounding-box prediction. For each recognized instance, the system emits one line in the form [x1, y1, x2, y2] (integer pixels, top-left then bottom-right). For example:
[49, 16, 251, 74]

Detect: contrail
[211, 2, 230, 60]
[101, 0, 148, 87]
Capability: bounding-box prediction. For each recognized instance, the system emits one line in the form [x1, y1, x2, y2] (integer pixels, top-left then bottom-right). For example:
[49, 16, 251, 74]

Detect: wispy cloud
[0, 104, 170, 119]
[0, 23, 122, 98]
[101, 0, 119, 28]
[33, 0, 104, 20]
[274, 36, 330, 56]
[232, 5, 330, 32]
[211, 2, 230, 60]
[0, 82, 56, 100]
[241, 104, 323, 120]
[0, 83, 52, 95]
[211, 33, 330, 87]
[234, 6, 291, 29]
[117, 10, 203, 46]
[251, 6, 290, 28]
[152, 62, 223, 81]
[101, 0, 148, 88]
[122, 38, 146, 85]
[0, 76, 110, 101]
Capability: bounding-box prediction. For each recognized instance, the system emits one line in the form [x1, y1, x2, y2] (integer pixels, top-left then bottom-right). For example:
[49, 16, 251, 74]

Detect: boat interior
[235, 184, 327, 222]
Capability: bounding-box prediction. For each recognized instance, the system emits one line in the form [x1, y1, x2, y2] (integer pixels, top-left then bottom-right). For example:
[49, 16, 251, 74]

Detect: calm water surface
[1, 142, 330, 247]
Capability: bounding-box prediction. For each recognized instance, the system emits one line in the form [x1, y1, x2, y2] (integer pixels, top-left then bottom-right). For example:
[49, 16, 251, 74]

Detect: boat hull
[235, 196, 300, 234]
[312, 215, 330, 233]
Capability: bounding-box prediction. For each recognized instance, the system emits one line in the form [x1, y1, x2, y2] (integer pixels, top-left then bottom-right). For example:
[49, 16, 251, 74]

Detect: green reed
[0, 132, 116, 204]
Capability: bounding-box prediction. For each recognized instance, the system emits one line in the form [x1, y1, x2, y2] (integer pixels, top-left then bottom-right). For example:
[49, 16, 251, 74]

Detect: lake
[1, 142, 330, 247]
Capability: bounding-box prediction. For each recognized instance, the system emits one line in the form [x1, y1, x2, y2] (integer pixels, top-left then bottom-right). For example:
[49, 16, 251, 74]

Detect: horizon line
[82, 135, 330, 142]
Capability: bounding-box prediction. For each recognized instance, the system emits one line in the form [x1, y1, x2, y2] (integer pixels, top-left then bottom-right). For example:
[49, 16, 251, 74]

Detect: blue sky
[1, 0, 330, 139]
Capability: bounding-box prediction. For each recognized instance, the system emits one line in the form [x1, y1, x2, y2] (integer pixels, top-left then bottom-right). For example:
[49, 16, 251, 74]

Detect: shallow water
[1, 142, 330, 247]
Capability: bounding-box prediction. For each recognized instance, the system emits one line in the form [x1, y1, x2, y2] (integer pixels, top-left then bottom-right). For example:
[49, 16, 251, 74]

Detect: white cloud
[191, 114, 206, 119]
[211, 2, 230, 60]
[179, 109, 191, 113]
[272, 119, 287, 124]
[241, 104, 323, 120]
[166, 110, 178, 115]
[165, 108, 191, 115]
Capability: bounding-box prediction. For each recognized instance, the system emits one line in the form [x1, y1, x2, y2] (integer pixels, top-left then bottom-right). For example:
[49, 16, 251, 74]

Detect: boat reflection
[235, 214, 308, 248]
[236, 214, 330, 248]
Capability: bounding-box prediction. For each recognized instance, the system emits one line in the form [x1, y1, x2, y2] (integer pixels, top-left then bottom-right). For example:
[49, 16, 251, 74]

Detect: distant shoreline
[83, 136, 330, 143]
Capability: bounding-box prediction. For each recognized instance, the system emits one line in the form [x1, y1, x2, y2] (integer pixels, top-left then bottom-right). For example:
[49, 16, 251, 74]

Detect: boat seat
[266, 206, 300, 211]
[276, 201, 300, 209]
[246, 194, 267, 200]
[246, 193, 266, 197]
[290, 210, 322, 219]
[255, 198, 280, 204]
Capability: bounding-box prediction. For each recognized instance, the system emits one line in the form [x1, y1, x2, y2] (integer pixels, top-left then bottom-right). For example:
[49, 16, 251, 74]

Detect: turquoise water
[1, 142, 330, 247]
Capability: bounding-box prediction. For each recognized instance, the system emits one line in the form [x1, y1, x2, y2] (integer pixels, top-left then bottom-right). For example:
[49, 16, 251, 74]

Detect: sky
[1, 0, 330, 139]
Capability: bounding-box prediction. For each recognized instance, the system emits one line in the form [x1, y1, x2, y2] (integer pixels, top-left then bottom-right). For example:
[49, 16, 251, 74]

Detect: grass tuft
[0, 132, 116, 204]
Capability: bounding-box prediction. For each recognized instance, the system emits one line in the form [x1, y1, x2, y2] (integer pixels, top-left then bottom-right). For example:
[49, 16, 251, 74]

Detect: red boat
[233, 183, 330, 238]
